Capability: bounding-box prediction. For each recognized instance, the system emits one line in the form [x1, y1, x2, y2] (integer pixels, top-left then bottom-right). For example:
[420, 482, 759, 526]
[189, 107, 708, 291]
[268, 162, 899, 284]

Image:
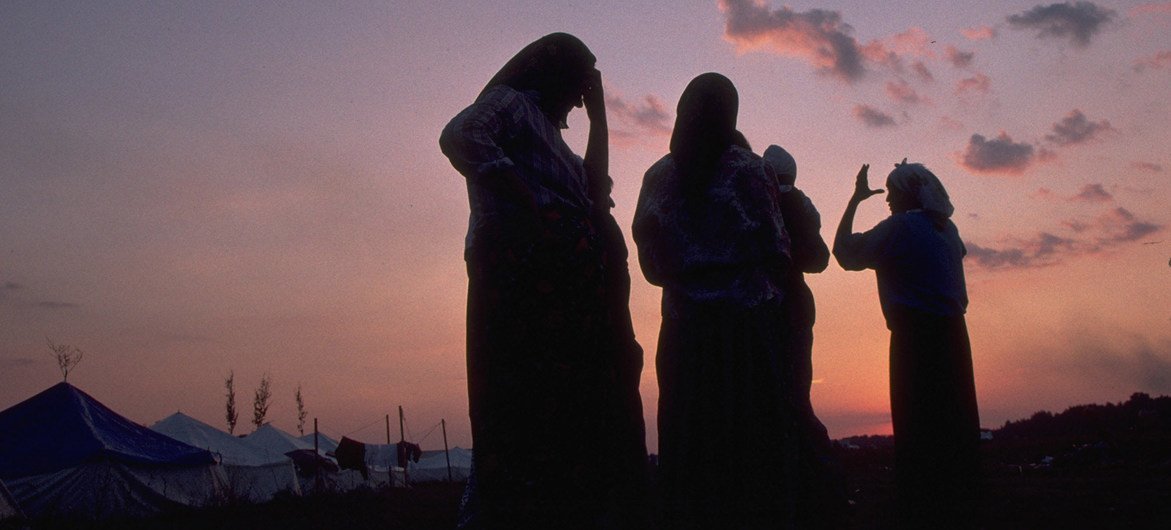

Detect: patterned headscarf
[478, 33, 596, 126]
[670, 73, 740, 198]
[886, 159, 954, 219]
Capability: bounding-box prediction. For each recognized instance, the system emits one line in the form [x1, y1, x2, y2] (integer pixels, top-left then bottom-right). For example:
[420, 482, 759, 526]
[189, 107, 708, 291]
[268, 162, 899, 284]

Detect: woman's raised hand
[851, 164, 883, 203]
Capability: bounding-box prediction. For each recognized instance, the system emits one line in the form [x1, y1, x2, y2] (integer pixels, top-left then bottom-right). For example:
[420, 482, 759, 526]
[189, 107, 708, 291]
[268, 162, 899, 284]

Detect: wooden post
[313, 418, 320, 494]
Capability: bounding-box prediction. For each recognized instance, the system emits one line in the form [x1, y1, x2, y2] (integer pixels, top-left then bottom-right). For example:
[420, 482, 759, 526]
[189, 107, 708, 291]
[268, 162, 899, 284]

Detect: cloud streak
[945, 46, 975, 68]
[1133, 51, 1171, 72]
[853, 105, 896, 127]
[1130, 161, 1164, 173]
[1006, 1, 1118, 48]
[966, 206, 1164, 270]
[1129, 2, 1171, 16]
[1070, 183, 1113, 203]
[606, 91, 672, 144]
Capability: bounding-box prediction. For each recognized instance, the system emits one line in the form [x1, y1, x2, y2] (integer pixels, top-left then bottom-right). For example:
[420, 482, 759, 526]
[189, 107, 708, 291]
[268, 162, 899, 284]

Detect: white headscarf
[886, 160, 954, 219]
[762, 145, 797, 183]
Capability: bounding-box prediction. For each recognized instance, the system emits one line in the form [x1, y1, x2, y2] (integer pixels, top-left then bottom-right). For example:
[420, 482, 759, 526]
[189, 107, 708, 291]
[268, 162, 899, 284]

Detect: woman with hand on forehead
[440, 33, 648, 529]
[833, 160, 980, 526]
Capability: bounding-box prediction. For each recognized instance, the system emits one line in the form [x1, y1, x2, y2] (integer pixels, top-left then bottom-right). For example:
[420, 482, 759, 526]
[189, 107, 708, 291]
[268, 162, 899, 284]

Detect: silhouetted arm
[833, 164, 883, 270]
[439, 88, 540, 220]
[582, 68, 612, 210]
[784, 189, 830, 273]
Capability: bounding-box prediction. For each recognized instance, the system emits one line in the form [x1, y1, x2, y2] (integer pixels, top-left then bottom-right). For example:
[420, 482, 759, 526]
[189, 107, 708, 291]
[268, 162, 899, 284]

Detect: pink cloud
[938, 116, 965, 131]
[886, 27, 936, 58]
[885, 79, 929, 105]
[720, 0, 867, 82]
[956, 73, 992, 94]
[719, 2, 947, 84]
[961, 25, 998, 41]
[1133, 51, 1171, 72]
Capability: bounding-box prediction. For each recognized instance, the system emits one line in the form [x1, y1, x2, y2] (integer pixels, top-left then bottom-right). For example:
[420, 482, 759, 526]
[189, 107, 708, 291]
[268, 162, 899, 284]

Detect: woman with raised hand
[833, 160, 980, 527]
[634, 73, 797, 529]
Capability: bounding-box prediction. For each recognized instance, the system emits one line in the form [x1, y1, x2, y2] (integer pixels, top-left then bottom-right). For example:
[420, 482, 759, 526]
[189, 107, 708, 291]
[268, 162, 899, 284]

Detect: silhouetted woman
[439, 33, 647, 529]
[633, 73, 797, 529]
[833, 161, 980, 526]
[763, 145, 848, 527]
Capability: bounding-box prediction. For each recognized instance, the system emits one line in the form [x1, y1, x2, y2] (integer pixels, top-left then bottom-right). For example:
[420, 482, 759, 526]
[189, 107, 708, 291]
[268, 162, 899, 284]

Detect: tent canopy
[151, 412, 289, 466]
[0, 383, 214, 480]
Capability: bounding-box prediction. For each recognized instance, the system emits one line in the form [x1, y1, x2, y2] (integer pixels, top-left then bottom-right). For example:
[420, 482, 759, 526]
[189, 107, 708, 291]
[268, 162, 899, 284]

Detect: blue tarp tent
[0, 383, 222, 519]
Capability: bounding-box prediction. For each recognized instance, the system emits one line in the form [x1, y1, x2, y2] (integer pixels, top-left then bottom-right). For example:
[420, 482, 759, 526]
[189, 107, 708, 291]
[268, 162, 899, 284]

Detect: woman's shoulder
[638, 154, 679, 208]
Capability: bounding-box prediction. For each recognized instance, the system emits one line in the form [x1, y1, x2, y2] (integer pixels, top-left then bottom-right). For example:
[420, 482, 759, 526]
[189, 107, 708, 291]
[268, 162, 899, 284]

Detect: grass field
[7, 460, 1170, 529]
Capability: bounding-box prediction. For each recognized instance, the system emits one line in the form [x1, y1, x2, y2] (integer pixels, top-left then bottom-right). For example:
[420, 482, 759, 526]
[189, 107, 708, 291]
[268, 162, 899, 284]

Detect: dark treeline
[995, 392, 1171, 440]
[834, 392, 1171, 470]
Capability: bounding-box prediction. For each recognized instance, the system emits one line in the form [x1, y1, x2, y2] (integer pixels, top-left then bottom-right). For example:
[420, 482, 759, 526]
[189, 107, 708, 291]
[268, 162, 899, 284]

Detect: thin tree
[46, 338, 84, 382]
[252, 374, 273, 431]
[295, 383, 308, 436]
[225, 370, 239, 435]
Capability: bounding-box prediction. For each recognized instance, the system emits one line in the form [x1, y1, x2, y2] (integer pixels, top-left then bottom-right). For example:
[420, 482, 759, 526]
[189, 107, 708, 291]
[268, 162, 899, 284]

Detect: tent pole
[398, 405, 405, 442]
[442, 419, 452, 482]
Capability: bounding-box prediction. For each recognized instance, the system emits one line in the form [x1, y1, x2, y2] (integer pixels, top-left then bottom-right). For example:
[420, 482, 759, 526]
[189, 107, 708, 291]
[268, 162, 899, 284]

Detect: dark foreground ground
[6, 462, 1171, 530]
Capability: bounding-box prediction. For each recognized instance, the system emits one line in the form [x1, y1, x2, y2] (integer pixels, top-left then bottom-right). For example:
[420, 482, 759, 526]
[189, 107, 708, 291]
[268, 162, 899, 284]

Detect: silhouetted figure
[633, 73, 797, 529]
[762, 145, 849, 527]
[833, 161, 980, 527]
[439, 33, 648, 529]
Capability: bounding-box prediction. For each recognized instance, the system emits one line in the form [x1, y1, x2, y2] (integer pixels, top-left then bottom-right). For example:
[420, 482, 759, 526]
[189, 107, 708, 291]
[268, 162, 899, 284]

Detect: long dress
[441, 85, 647, 529]
[634, 145, 798, 529]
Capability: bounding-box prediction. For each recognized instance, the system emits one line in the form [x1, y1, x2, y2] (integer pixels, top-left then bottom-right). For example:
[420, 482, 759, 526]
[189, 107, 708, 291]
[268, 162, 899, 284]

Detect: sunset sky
[2, 1, 1168, 451]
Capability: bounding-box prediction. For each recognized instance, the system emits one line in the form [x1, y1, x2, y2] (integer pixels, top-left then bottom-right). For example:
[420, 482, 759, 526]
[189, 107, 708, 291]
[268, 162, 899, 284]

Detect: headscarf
[886, 159, 955, 219]
[762, 145, 797, 186]
[477, 33, 596, 126]
[670, 73, 741, 197]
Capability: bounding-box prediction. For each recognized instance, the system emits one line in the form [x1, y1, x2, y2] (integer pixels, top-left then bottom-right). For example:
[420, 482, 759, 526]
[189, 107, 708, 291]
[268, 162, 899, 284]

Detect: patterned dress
[634, 145, 799, 529]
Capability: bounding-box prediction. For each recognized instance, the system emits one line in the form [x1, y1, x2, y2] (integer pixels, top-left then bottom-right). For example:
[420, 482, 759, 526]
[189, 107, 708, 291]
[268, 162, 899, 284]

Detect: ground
[6, 462, 1171, 529]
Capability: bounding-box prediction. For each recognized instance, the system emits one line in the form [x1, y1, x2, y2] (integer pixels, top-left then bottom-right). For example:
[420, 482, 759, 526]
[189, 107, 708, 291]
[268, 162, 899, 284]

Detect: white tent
[410, 447, 473, 483]
[299, 432, 339, 454]
[247, 425, 394, 492]
[0, 383, 223, 519]
[151, 413, 300, 502]
[245, 424, 316, 455]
